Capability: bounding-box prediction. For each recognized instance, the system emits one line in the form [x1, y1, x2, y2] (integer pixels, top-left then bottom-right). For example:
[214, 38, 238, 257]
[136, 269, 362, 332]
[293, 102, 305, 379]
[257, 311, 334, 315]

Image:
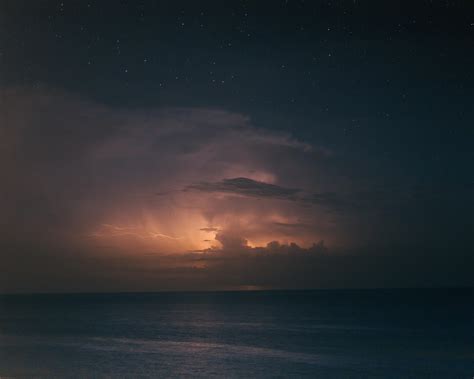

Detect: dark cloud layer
[2, 240, 472, 293]
[188, 177, 474, 217]
[187, 177, 301, 201]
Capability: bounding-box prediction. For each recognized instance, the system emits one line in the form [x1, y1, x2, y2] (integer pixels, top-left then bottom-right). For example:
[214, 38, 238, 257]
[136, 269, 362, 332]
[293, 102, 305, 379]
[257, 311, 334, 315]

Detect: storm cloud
[1, 86, 472, 292]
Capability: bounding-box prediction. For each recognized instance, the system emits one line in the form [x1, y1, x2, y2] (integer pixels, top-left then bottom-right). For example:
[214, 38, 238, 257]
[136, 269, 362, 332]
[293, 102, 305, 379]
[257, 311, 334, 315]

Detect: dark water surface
[1, 289, 473, 378]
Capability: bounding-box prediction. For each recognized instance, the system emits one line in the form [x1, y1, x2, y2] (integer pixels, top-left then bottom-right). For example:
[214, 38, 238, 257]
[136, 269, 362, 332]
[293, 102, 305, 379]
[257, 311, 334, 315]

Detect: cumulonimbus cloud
[2, 86, 472, 292]
[0, 86, 333, 258]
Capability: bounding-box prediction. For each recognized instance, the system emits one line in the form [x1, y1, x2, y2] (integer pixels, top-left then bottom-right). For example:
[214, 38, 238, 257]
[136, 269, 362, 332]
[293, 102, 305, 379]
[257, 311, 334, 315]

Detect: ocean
[0, 289, 473, 378]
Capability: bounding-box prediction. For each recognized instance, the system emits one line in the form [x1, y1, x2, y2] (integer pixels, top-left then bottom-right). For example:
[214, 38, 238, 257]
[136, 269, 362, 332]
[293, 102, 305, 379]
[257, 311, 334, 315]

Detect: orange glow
[89, 210, 219, 252]
[91, 224, 182, 240]
[86, 183, 327, 255]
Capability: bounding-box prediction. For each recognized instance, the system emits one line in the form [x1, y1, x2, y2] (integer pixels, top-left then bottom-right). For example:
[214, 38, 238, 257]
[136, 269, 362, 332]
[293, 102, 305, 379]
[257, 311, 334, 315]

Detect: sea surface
[0, 289, 473, 378]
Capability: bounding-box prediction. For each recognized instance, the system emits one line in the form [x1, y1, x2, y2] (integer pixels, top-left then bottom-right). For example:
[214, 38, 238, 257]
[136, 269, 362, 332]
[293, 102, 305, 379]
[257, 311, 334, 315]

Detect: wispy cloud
[91, 224, 182, 240]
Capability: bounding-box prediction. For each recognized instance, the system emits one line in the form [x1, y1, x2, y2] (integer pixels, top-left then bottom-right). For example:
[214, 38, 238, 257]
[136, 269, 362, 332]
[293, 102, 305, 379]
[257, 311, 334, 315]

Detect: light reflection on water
[0, 289, 473, 378]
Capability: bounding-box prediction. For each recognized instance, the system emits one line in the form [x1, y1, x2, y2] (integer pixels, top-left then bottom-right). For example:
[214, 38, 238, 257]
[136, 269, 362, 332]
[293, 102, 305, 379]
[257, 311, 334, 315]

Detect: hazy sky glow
[1, 1, 472, 292]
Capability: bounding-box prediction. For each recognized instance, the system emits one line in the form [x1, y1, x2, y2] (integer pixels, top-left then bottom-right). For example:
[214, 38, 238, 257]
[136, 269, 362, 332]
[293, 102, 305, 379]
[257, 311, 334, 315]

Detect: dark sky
[1, 0, 473, 292]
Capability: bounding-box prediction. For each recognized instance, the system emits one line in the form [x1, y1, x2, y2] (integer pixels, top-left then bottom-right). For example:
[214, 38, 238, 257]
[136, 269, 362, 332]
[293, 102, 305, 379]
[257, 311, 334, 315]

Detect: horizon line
[1, 286, 472, 297]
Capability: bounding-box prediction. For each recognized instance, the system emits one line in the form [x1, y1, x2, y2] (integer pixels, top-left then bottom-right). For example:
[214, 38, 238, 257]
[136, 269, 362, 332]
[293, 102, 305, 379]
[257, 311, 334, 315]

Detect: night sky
[1, 0, 473, 292]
